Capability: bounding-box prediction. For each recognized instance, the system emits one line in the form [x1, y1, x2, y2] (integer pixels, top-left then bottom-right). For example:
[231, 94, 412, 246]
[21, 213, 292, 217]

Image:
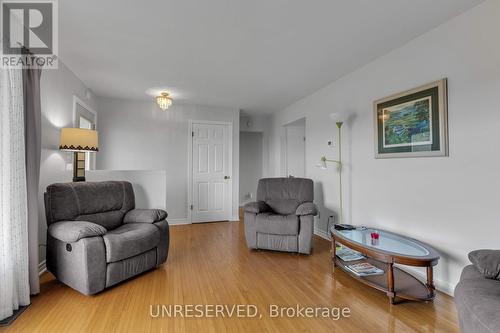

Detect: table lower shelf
[333, 257, 434, 302]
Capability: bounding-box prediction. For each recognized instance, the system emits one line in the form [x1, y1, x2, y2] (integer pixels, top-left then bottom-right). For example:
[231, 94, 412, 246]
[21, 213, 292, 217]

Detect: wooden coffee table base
[331, 238, 437, 304]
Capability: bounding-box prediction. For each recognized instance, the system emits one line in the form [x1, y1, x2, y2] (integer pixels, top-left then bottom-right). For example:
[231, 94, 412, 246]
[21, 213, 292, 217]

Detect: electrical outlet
[328, 140, 335, 148]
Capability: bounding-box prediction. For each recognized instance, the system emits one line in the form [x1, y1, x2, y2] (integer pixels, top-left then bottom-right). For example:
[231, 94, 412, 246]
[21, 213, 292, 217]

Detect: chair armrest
[124, 209, 168, 223]
[48, 221, 107, 243]
[244, 201, 271, 214]
[296, 202, 318, 216]
[469, 250, 500, 280]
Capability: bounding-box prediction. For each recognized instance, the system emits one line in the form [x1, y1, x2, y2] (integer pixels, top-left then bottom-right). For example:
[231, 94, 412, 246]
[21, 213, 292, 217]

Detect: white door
[191, 122, 232, 223]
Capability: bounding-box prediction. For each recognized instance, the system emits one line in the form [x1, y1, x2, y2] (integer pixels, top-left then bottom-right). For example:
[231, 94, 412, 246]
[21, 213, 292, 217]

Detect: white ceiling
[59, 0, 483, 114]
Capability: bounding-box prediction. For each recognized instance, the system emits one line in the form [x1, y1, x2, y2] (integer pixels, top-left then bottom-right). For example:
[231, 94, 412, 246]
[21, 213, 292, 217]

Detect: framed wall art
[374, 79, 448, 158]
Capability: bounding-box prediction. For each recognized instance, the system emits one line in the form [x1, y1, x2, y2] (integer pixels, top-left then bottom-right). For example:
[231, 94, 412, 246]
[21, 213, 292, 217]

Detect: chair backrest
[256, 177, 314, 215]
[44, 181, 135, 230]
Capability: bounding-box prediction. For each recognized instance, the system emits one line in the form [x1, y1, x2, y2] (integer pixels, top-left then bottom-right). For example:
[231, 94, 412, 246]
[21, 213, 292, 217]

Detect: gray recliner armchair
[44, 181, 169, 295]
[243, 178, 318, 254]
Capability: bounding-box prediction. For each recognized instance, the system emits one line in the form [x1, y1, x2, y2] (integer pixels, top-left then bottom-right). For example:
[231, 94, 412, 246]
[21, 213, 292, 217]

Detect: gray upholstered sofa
[44, 181, 169, 295]
[454, 250, 500, 333]
[243, 177, 317, 254]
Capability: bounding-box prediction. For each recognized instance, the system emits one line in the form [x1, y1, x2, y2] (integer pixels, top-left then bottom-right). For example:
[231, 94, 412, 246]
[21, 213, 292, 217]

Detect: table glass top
[333, 228, 430, 257]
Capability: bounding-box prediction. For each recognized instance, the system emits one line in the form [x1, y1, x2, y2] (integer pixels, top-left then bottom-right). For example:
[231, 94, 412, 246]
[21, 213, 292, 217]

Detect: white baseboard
[314, 227, 330, 241]
[169, 216, 240, 225]
[38, 260, 47, 276]
[434, 278, 455, 297]
[397, 265, 454, 296]
[168, 218, 190, 225]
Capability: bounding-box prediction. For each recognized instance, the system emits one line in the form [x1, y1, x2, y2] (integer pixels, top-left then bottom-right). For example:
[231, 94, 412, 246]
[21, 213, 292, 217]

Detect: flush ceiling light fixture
[156, 92, 173, 110]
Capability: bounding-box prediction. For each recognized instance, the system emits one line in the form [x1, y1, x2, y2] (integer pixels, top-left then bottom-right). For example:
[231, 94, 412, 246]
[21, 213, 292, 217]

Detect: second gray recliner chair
[243, 177, 318, 254]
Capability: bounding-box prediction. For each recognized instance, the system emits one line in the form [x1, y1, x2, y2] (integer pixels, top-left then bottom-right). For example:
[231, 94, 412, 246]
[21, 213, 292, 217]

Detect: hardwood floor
[2, 220, 459, 333]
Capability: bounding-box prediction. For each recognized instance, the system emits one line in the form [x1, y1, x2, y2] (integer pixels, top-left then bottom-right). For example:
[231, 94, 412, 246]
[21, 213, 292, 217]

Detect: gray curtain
[23, 65, 42, 295]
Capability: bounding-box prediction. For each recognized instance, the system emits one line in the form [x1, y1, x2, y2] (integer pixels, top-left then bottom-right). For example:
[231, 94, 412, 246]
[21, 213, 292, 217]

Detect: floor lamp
[319, 121, 344, 226]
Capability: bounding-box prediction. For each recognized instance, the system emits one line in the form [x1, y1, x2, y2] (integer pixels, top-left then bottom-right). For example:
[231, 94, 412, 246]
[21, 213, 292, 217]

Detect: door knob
[224, 176, 231, 180]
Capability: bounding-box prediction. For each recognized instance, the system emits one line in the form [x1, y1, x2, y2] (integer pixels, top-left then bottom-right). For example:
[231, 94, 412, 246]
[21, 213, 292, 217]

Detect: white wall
[39, 62, 98, 263]
[270, 0, 500, 294]
[284, 119, 306, 177]
[239, 132, 263, 205]
[86, 170, 167, 210]
[240, 114, 272, 177]
[96, 98, 240, 221]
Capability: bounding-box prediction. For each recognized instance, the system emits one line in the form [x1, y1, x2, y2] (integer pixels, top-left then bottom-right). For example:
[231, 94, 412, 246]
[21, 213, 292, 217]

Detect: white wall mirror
[73, 96, 98, 170]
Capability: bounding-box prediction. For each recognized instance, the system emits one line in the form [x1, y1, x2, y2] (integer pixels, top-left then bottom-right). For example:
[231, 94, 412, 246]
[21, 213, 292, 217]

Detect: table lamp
[59, 128, 99, 182]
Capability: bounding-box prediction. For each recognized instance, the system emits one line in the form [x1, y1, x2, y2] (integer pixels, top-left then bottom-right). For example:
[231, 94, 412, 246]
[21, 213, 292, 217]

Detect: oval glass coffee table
[330, 226, 440, 304]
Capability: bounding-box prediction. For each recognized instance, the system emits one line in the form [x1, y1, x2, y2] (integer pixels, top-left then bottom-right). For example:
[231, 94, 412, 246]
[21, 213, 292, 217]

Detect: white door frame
[73, 95, 97, 128]
[187, 119, 233, 224]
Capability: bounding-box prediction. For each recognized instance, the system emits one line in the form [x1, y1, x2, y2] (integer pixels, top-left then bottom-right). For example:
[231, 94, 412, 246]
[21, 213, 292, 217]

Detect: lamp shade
[59, 128, 99, 152]
[329, 112, 347, 122]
